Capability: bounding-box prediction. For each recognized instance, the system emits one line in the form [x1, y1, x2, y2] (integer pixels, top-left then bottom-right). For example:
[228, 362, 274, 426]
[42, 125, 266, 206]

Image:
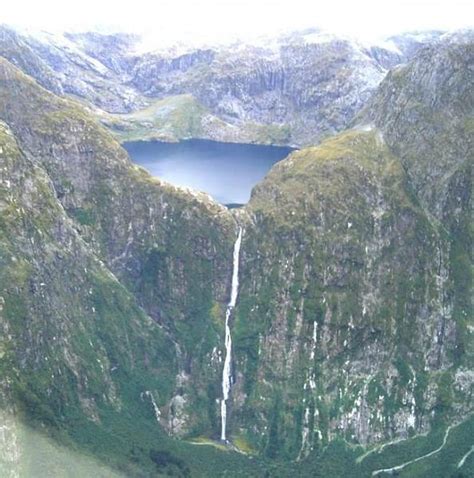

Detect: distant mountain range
[0, 26, 447, 145]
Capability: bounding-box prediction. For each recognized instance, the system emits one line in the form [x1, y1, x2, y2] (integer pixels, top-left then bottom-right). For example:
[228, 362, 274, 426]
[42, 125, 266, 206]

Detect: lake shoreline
[124, 138, 295, 204]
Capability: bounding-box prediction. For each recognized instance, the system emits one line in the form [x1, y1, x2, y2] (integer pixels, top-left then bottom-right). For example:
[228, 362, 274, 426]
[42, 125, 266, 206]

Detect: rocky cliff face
[0, 29, 472, 477]
[0, 56, 250, 476]
[0, 26, 444, 146]
[228, 32, 472, 458]
[235, 129, 469, 456]
[0, 55, 242, 441]
[121, 30, 441, 146]
[0, 25, 146, 114]
[0, 114, 177, 475]
[360, 30, 473, 221]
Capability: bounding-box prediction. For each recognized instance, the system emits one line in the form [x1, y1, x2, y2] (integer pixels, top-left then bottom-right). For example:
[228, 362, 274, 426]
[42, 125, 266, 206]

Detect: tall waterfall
[220, 227, 243, 442]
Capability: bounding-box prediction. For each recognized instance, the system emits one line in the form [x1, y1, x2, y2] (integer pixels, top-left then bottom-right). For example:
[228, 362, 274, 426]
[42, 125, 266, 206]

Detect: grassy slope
[101, 94, 212, 142]
[100, 93, 292, 145]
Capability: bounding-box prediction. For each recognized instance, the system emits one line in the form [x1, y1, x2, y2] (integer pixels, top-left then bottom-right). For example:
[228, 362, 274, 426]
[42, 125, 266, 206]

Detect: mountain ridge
[0, 25, 451, 146]
[0, 27, 472, 477]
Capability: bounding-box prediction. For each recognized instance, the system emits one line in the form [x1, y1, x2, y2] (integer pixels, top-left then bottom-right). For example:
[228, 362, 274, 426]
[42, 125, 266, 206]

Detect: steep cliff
[0, 57, 265, 476]
[0, 117, 176, 475]
[125, 32, 390, 146]
[0, 29, 472, 478]
[0, 26, 445, 146]
[227, 32, 472, 461]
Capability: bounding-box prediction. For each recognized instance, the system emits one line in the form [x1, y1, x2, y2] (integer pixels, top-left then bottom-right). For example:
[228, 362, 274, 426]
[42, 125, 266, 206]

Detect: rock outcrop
[0, 26, 445, 146]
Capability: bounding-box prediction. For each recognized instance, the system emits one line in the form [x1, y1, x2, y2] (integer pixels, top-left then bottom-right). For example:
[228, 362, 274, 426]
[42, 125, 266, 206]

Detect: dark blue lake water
[124, 139, 294, 205]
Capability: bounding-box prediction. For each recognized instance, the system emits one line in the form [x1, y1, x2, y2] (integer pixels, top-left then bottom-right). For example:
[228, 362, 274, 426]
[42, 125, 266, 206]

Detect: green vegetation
[241, 122, 292, 146]
[102, 94, 210, 142]
[0, 33, 472, 477]
[100, 93, 293, 145]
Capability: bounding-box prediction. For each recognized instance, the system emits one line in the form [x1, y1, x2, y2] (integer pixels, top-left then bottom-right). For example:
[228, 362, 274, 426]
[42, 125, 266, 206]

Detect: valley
[0, 22, 472, 478]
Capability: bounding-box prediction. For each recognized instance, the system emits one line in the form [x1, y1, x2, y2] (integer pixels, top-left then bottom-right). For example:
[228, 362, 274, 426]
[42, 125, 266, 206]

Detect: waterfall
[220, 227, 243, 442]
[144, 390, 161, 423]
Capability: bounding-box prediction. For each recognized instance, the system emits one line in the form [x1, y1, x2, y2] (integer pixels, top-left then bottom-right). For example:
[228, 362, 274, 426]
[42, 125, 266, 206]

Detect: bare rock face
[0, 26, 444, 146]
[0, 25, 146, 113]
[127, 33, 390, 146]
[0, 26, 63, 95]
[360, 30, 474, 221]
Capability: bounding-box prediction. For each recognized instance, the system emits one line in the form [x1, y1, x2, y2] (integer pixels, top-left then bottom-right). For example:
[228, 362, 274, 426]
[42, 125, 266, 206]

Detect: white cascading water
[220, 226, 243, 442]
[144, 390, 161, 423]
